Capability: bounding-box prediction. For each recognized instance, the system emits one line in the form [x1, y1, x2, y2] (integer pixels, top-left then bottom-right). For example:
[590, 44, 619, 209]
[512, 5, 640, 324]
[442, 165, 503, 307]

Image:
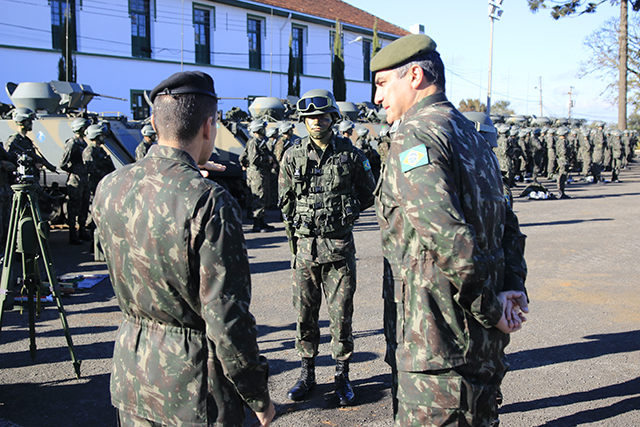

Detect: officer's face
[21, 120, 33, 132]
[374, 69, 415, 124]
[304, 113, 333, 140]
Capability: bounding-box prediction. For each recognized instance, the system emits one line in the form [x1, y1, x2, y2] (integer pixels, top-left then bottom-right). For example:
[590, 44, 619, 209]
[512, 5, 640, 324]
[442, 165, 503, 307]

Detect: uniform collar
[146, 144, 200, 171]
[401, 91, 450, 122]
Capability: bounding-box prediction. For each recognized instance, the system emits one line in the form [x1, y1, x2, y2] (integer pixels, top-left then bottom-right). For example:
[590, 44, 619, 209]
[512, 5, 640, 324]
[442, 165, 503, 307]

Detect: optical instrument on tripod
[0, 154, 81, 378]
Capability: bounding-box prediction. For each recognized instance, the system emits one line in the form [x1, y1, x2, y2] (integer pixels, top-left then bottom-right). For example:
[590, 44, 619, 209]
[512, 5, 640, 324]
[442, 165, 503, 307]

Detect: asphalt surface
[1, 162, 640, 426]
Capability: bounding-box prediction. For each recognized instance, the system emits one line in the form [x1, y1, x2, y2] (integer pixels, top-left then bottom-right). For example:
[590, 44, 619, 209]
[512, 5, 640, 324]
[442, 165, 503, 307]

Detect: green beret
[371, 34, 437, 73]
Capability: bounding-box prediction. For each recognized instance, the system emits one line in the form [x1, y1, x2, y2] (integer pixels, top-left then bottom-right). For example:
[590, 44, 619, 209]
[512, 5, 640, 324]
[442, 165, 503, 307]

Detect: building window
[247, 17, 263, 70]
[194, 6, 212, 64]
[130, 0, 151, 58]
[51, 0, 77, 51]
[131, 90, 150, 120]
[363, 39, 372, 82]
[291, 26, 304, 75]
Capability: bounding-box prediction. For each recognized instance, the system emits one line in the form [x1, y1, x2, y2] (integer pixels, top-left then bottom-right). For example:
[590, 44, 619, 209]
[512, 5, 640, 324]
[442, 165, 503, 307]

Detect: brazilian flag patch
[363, 159, 372, 171]
[399, 145, 429, 172]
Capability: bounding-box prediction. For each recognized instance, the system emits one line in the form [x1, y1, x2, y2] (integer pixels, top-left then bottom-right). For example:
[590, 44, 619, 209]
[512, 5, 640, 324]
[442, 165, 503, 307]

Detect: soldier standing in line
[239, 119, 276, 232]
[91, 71, 274, 427]
[529, 127, 546, 183]
[355, 127, 381, 183]
[622, 130, 632, 168]
[578, 128, 593, 181]
[266, 127, 280, 210]
[376, 126, 392, 165]
[603, 129, 613, 172]
[338, 120, 355, 142]
[555, 127, 571, 198]
[135, 124, 157, 161]
[590, 122, 606, 182]
[546, 127, 557, 179]
[273, 121, 296, 163]
[371, 34, 528, 427]
[610, 129, 624, 182]
[496, 125, 514, 186]
[60, 117, 92, 245]
[279, 89, 376, 406]
[83, 124, 116, 197]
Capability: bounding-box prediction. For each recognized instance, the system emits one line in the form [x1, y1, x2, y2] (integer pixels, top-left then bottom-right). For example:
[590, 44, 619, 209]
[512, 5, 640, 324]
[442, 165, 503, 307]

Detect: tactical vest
[289, 136, 360, 238]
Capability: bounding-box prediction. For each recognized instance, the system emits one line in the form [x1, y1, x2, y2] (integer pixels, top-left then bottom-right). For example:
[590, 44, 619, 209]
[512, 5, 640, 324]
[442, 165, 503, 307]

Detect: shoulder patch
[399, 145, 429, 173]
[363, 159, 372, 171]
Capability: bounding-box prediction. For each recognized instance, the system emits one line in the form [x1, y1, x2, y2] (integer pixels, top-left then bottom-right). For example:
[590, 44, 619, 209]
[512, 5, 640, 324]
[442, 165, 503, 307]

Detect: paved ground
[1, 162, 639, 426]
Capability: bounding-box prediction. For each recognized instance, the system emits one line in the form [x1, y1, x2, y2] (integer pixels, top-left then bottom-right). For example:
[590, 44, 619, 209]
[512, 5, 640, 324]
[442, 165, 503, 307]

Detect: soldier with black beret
[372, 34, 529, 426]
[92, 71, 275, 427]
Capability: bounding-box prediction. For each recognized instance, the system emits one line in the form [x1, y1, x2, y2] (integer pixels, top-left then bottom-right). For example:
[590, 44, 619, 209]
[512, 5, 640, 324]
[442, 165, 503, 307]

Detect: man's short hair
[394, 50, 446, 92]
[153, 94, 217, 147]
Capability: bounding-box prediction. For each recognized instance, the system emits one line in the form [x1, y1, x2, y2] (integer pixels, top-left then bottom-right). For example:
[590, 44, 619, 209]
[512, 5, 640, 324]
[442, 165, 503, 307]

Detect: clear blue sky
[346, 0, 621, 124]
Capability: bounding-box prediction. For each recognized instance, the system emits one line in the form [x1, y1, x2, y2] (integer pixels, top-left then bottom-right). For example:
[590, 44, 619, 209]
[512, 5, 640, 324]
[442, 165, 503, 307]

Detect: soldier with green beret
[371, 34, 529, 426]
[92, 71, 275, 427]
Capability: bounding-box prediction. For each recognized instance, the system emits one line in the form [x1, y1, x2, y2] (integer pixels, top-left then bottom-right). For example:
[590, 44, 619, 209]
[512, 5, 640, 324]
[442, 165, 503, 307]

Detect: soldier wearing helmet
[555, 126, 571, 198]
[338, 120, 355, 141]
[279, 89, 376, 406]
[375, 125, 392, 165]
[83, 124, 115, 198]
[273, 121, 297, 163]
[6, 107, 57, 176]
[135, 124, 157, 161]
[239, 119, 276, 232]
[354, 126, 381, 182]
[60, 117, 91, 244]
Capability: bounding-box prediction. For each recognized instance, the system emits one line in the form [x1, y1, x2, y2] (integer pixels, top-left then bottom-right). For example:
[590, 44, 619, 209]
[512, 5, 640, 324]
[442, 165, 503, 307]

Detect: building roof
[251, 0, 410, 37]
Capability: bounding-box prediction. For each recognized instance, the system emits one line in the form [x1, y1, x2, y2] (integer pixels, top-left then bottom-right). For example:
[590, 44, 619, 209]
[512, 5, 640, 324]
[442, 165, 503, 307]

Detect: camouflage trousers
[390, 361, 507, 427]
[66, 183, 90, 228]
[293, 255, 356, 360]
[247, 169, 270, 219]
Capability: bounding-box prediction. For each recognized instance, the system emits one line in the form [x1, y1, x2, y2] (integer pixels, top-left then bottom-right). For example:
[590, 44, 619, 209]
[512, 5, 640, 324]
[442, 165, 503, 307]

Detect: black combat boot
[78, 226, 91, 241]
[68, 227, 82, 245]
[252, 218, 262, 232]
[287, 357, 316, 401]
[260, 217, 275, 233]
[335, 360, 355, 406]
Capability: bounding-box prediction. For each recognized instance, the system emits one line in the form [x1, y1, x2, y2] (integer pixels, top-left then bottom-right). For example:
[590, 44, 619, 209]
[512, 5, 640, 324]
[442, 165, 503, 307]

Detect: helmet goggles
[297, 96, 334, 113]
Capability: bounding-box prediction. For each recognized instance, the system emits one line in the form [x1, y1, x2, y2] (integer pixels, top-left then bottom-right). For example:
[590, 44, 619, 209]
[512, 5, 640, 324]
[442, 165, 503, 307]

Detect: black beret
[371, 34, 437, 73]
[149, 71, 217, 103]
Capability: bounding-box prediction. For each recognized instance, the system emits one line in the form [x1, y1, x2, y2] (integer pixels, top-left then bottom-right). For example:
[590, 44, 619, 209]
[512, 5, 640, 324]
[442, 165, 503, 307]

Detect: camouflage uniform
[578, 131, 593, 177]
[590, 128, 606, 182]
[279, 134, 375, 361]
[545, 131, 557, 178]
[239, 135, 274, 220]
[609, 131, 624, 182]
[376, 134, 391, 165]
[529, 132, 546, 182]
[135, 140, 153, 161]
[92, 144, 271, 427]
[60, 135, 90, 237]
[555, 131, 570, 198]
[83, 142, 115, 195]
[374, 92, 527, 427]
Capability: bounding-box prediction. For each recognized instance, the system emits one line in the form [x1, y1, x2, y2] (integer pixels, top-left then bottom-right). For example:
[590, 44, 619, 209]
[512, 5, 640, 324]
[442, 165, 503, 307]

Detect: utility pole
[567, 86, 574, 118]
[538, 76, 543, 117]
[486, 0, 504, 116]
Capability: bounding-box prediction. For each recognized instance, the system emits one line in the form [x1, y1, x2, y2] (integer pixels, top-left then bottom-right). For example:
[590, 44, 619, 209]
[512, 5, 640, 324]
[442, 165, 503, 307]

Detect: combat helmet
[338, 120, 355, 133]
[13, 107, 35, 123]
[86, 124, 107, 140]
[279, 121, 295, 133]
[555, 126, 569, 137]
[296, 89, 341, 120]
[141, 124, 156, 137]
[356, 127, 369, 137]
[266, 127, 279, 138]
[463, 111, 498, 148]
[72, 118, 91, 133]
[248, 119, 266, 133]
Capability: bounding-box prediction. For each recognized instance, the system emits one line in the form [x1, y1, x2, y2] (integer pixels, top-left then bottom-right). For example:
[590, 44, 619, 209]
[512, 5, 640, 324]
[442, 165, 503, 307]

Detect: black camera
[15, 154, 36, 184]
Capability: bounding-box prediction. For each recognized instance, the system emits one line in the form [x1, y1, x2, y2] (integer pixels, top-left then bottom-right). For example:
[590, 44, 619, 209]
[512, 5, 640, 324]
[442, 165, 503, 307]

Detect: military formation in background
[492, 116, 637, 199]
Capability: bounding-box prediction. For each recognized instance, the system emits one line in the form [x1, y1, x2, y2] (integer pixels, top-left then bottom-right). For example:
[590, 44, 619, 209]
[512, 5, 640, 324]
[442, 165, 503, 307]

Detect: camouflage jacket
[92, 145, 271, 426]
[5, 132, 35, 158]
[239, 136, 274, 172]
[82, 142, 115, 192]
[135, 140, 153, 161]
[279, 133, 376, 262]
[375, 92, 527, 372]
[60, 136, 88, 187]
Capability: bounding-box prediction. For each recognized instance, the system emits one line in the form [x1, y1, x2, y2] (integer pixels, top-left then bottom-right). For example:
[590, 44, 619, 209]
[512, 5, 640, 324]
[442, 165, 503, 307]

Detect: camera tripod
[0, 178, 81, 378]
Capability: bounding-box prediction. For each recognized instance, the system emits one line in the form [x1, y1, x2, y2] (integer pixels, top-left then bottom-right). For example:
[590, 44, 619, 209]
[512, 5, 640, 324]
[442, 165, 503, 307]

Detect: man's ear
[409, 65, 426, 89]
[150, 115, 157, 133]
[202, 116, 214, 141]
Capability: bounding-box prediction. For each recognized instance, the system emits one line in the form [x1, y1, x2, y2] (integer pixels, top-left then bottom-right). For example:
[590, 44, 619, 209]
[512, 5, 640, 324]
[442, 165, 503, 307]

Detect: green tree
[332, 20, 346, 102]
[371, 18, 382, 103]
[528, 0, 640, 129]
[458, 99, 486, 112]
[491, 100, 516, 116]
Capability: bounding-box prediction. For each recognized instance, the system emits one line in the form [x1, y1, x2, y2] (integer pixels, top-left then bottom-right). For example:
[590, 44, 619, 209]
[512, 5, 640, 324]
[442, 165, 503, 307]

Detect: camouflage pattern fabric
[578, 134, 593, 176]
[5, 132, 36, 159]
[83, 142, 115, 194]
[377, 136, 391, 165]
[240, 136, 274, 219]
[135, 140, 153, 161]
[375, 92, 527, 426]
[529, 135, 546, 182]
[92, 144, 271, 427]
[279, 134, 375, 360]
[60, 136, 90, 229]
[555, 136, 569, 194]
[545, 133, 556, 177]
